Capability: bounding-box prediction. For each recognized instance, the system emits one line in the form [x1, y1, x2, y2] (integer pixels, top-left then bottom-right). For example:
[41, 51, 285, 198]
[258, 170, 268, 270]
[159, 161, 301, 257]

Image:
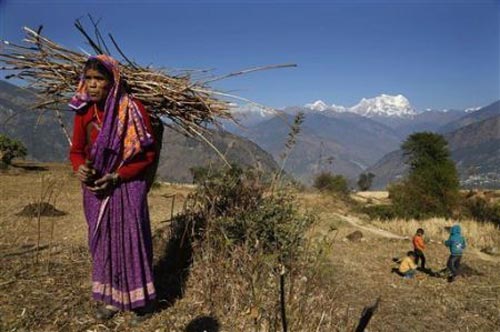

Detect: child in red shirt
[412, 228, 426, 270]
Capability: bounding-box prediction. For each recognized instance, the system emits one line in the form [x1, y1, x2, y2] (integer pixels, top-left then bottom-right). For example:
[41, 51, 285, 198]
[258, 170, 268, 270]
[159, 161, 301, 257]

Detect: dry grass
[324, 237, 500, 332]
[0, 163, 349, 331]
[1, 165, 500, 331]
[353, 191, 390, 200]
[351, 190, 500, 249]
[369, 217, 500, 249]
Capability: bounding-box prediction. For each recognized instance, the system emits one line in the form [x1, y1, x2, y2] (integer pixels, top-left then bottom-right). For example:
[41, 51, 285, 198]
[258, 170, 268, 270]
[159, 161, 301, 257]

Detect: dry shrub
[166, 165, 347, 330]
[463, 195, 500, 225]
[370, 217, 500, 249]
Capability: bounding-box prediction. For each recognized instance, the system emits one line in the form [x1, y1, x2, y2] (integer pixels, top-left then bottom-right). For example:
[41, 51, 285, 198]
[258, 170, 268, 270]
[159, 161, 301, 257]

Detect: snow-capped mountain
[464, 106, 481, 113]
[304, 100, 348, 113]
[305, 94, 416, 118]
[304, 100, 329, 112]
[350, 94, 415, 118]
[230, 103, 278, 126]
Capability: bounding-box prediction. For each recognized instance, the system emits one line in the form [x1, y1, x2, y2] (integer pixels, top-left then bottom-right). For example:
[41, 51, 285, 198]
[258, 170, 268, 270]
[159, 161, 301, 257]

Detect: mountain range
[2, 79, 499, 188]
[227, 94, 491, 185]
[237, 110, 402, 183]
[305, 94, 417, 118]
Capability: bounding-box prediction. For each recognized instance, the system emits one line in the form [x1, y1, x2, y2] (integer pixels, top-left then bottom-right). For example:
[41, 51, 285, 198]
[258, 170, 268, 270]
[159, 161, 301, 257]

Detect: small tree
[389, 132, 460, 219]
[313, 171, 349, 195]
[190, 165, 211, 184]
[0, 134, 27, 167]
[357, 172, 375, 191]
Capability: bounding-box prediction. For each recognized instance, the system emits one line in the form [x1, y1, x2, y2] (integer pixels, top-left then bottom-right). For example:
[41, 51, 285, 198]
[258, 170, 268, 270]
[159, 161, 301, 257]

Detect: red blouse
[69, 100, 156, 181]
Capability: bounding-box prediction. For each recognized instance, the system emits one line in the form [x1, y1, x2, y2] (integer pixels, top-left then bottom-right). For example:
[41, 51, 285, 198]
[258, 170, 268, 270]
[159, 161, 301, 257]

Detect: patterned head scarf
[69, 55, 153, 173]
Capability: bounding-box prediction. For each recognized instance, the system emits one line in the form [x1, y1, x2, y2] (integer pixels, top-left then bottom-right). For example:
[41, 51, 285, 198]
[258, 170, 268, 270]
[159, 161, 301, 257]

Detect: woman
[69, 55, 157, 323]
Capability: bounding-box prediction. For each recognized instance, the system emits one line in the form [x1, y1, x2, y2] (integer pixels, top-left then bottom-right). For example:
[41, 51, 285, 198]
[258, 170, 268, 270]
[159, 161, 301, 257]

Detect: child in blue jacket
[444, 224, 466, 282]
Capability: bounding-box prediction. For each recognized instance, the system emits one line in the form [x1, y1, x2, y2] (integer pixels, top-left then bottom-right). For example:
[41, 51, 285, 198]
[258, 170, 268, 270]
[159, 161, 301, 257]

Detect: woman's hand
[77, 161, 97, 184]
[88, 173, 120, 194]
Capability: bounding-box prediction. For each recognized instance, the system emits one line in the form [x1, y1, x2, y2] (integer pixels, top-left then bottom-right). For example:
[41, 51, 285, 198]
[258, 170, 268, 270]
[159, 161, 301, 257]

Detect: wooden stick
[203, 63, 297, 84]
[109, 33, 138, 69]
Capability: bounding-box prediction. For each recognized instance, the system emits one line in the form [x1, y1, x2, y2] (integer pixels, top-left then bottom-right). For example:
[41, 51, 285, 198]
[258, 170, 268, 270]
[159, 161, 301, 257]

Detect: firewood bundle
[1, 25, 237, 136]
[0, 20, 293, 141]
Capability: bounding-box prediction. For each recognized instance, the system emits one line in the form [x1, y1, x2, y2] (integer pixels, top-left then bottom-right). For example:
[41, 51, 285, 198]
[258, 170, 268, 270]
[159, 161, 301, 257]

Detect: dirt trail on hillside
[335, 213, 408, 240]
[468, 248, 500, 263]
[336, 213, 500, 263]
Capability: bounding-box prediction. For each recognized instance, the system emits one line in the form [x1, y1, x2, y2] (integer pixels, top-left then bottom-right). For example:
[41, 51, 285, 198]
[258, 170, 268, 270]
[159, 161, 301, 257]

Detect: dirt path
[335, 213, 408, 240]
[468, 248, 500, 263]
[336, 212, 500, 263]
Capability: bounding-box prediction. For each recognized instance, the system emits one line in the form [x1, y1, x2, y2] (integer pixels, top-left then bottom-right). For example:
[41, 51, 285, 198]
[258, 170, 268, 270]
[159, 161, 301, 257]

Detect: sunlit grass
[370, 217, 500, 248]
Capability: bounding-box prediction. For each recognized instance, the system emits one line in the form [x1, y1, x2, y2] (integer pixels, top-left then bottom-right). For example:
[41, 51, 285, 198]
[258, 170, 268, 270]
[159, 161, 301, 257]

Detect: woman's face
[84, 68, 111, 103]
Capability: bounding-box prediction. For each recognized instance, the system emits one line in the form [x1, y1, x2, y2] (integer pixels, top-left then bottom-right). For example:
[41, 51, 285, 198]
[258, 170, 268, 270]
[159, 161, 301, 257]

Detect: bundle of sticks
[0, 20, 294, 141]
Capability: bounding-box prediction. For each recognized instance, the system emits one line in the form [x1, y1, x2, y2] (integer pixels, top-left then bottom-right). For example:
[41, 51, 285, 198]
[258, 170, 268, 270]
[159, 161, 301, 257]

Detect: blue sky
[0, 0, 499, 110]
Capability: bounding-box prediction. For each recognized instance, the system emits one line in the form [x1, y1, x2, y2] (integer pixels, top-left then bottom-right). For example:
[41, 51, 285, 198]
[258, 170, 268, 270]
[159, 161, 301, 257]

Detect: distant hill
[446, 115, 500, 188]
[392, 110, 465, 138]
[439, 101, 500, 133]
[156, 128, 278, 183]
[0, 80, 278, 183]
[0, 80, 72, 162]
[233, 111, 403, 183]
[367, 101, 500, 189]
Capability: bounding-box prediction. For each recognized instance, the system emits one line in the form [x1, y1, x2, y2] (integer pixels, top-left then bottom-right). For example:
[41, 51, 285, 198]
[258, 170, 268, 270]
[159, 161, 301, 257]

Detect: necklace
[93, 104, 102, 130]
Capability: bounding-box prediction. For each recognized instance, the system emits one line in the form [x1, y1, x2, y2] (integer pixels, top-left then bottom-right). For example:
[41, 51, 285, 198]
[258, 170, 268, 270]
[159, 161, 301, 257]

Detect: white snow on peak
[305, 100, 329, 112]
[330, 104, 348, 113]
[350, 94, 416, 118]
[232, 103, 276, 117]
[304, 94, 416, 118]
[230, 103, 279, 126]
[464, 106, 481, 113]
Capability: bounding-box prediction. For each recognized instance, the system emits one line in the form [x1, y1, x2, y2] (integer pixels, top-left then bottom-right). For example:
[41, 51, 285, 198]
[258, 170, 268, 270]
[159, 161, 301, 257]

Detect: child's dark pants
[414, 249, 426, 269]
[447, 255, 461, 277]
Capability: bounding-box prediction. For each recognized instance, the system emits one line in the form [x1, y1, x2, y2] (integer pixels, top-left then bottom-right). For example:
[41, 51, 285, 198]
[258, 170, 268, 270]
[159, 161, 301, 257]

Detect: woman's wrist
[111, 172, 121, 186]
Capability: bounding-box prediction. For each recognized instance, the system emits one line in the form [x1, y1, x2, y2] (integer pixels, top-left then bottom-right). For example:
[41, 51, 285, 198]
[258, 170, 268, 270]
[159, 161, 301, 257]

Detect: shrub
[190, 165, 211, 184]
[0, 134, 27, 166]
[357, 172, 375, 191]
[164, 165, 343, 330]
[313, 171, 349, 195]
[463, 196, 500, 225]
[361, 204, 396, 220]
[191, 165, 314, 263]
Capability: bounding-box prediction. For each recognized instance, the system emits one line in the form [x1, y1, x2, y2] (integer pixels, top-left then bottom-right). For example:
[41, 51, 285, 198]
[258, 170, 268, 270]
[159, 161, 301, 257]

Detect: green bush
[357, 172, 375, 191]
[313, 171, 349, 195]
[361, 204, 396, 220]
[0, 134, 27, 166]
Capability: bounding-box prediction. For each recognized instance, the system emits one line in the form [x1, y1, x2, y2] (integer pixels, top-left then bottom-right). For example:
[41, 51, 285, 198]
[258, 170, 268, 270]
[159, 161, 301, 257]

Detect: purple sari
[83, 180, 155, 310]
[71, 55, 156, 310]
